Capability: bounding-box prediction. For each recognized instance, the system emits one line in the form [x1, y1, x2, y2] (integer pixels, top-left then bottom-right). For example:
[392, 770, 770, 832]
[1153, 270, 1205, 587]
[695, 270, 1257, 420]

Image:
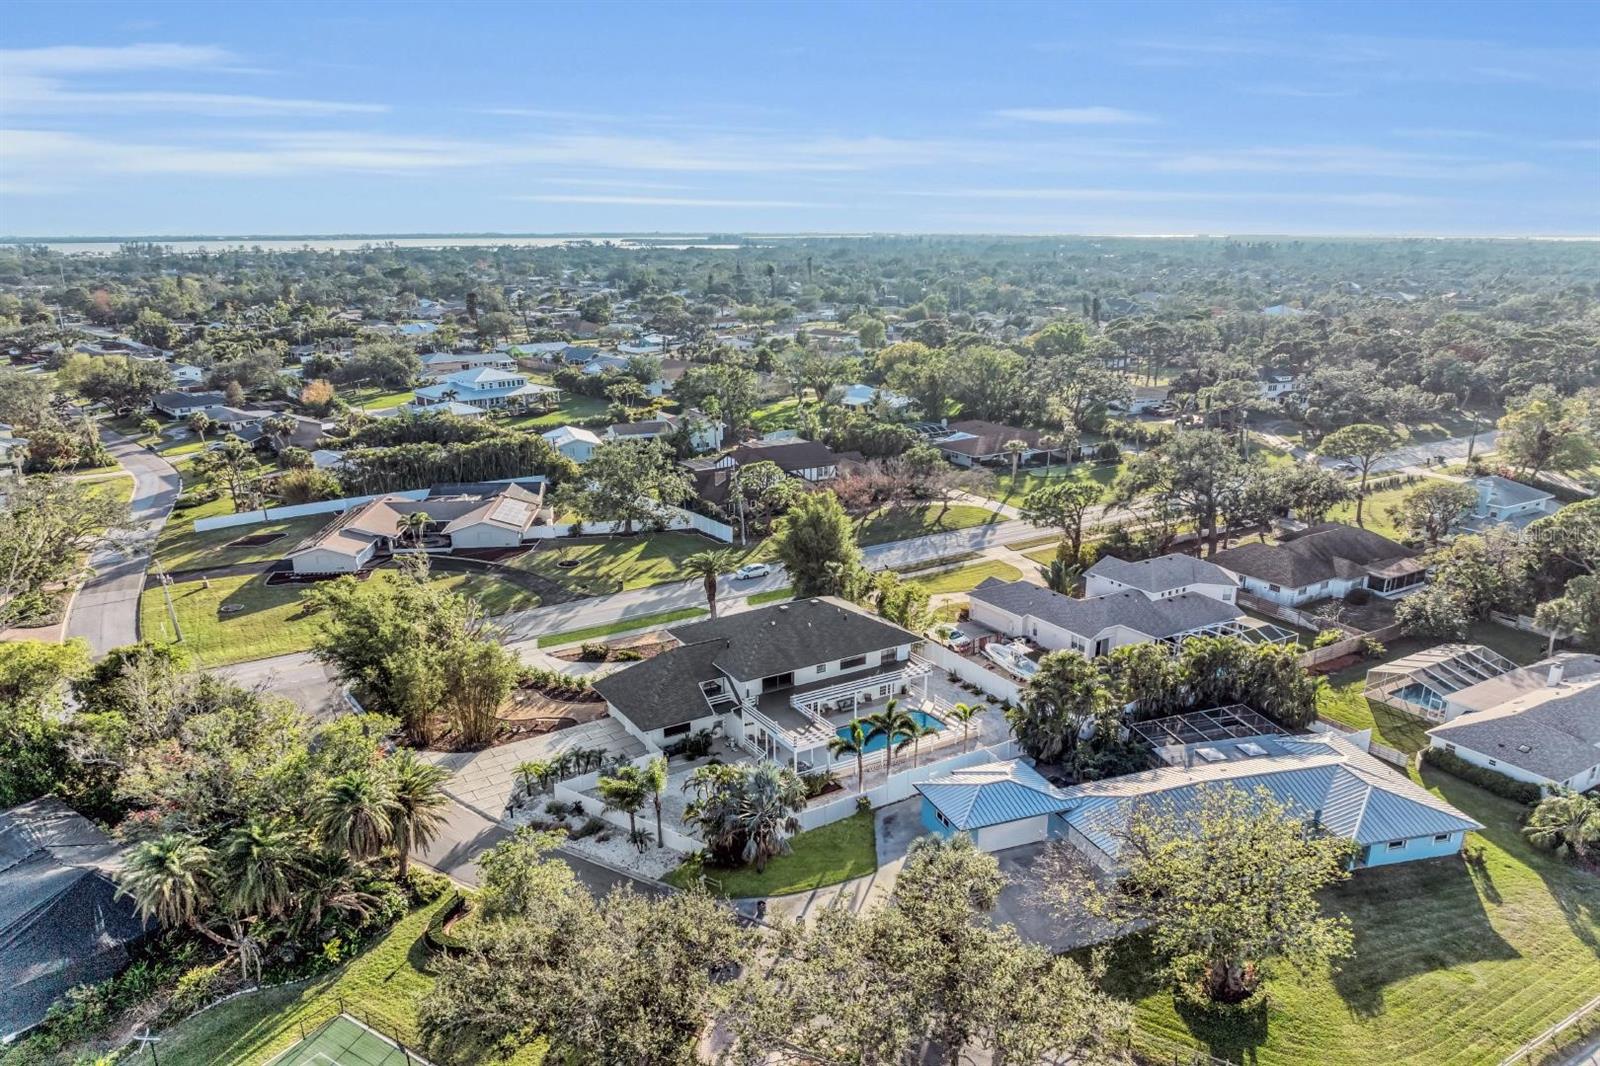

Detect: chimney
[1548, 662, 1565, 687]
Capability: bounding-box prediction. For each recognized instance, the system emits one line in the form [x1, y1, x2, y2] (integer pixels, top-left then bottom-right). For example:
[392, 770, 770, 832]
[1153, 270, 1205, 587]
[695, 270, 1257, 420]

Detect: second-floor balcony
[737, 657, 949, 763]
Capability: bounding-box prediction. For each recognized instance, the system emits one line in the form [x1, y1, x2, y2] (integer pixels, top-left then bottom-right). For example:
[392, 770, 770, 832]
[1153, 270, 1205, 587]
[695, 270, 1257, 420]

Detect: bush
[855, 794, 874, 815]
[1422, 746, 1543, 805]
[664, 728, 715, 759]
[405, 867, 451, 904]
[800, 770, 832, 799]
[578, 641, 610, 662]
[571, 815, 610, 839]
[1344, 586, 1372, 606]
[1313, 628, 1346, 648]
[1360, 637, 1387, 659]
[613, 648, 644, 662]
[165, 962, 226, 1019]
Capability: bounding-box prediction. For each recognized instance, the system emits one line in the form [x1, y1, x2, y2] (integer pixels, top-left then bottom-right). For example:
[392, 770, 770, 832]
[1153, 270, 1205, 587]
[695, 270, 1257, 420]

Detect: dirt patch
[499, 686, 608, 723]
[227, 531, 287, 547]
[1306, 652, 1362, 676]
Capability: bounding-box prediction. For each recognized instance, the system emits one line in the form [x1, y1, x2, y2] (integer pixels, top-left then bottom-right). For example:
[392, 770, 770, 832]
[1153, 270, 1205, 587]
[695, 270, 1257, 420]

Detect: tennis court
[266, 1014, 430, 1066]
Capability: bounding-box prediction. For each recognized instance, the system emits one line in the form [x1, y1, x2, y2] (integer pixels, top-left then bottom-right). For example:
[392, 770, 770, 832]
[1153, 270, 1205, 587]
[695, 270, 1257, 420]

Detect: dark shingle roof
[591, 640, 728, 732]
[1429, 663, 1600, 782]
[669, 597, 918, 681]
[1086, 553, 1237, 594]
[727, 438, 842, 473]
[1211, 523, 1419, 589]
[935, 420, 1045, 457]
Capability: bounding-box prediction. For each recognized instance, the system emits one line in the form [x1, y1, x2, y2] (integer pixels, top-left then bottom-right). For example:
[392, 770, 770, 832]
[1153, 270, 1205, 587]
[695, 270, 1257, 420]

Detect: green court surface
[266, 1014, 429, 1066]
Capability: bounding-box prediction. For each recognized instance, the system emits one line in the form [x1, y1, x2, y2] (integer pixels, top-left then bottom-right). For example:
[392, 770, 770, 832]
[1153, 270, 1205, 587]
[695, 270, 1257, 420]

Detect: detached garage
[915, 760, 1071, 853]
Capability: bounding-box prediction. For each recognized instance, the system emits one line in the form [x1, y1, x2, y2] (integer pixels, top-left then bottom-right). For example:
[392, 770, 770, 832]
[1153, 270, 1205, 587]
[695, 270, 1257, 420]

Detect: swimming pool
[836, 711, 946, 753]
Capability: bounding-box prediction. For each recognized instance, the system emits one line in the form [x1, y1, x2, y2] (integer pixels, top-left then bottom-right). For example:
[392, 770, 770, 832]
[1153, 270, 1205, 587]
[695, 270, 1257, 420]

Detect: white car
[733, 562, 772, 580]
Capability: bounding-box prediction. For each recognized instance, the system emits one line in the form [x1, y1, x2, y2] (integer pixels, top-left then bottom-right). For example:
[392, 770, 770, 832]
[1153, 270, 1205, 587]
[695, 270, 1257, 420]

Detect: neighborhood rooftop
[1427, 656, 1600, 782]
[969, 578, 1245, 640]
[667, 597, 918, 682]
[916, 761, 1072, 831]
[1211, 522, 1421, 588]
[1085, 553, 1237, 595]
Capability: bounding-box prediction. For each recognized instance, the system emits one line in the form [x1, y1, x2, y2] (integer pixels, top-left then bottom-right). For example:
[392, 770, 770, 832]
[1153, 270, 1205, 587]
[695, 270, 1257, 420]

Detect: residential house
[838, 383, 913, 412]
[1427, 654, 1600, 794]
[1058, 728, 1482, 871]
[723, 438, 851, 482]
[399, 399, 488, 419]
[421, 351, 515, 377]
[542, 424, 602, 463]
[0, 797, 150, 1040]
[1211, 522, 1426, 606]
[1256, 368, 1298, 400]
[193, 405, 272, 432]
[917, 761, 1073, 853]
[286, 481, 546, 574]
[1467, 476, 1558, 531]
[592, 597, 937, 769]
[1084, 554, 1238, 603]
[411, 368, 561, 411]
[607, 411, 723, 453]
[1112, 385, 1171, 415]
[968, 577, 1280, 661]
[932, 421, 1056, 468]
[559, 345, 603, 366]
[152, 390, 227, 418]
[170, 363, 205, 384]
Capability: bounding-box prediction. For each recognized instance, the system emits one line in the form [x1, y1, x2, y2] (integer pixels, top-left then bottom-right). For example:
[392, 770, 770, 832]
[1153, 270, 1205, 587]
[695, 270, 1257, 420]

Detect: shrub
[664, 728, 715, 759]
[1344, 586, 1372, 606]
[613, 647, 644, 661]
[164, 962, 226, 1021]
[578, 641, 610, 662]
[800, 770, 832, 799]
[571, 815, 610, 839]
[1360, 637, 1387, 659]
[855, 794, 874, 815]
[405, 867, 451, 904]
[1313, 628, 1346, 648]
[1422, 746, 1542, 805]
[424, 890, 473, 955]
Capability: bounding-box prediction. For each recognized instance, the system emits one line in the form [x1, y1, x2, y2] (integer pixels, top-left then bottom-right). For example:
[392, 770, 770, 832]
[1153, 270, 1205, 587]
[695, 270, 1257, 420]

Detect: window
[1445, 743, 1456, 753]
[839, 655, 867, 670]
[662, 722, 692, 738]
[1434, 833, 1451, 844]
[1386, 840, 1407, 852]
[1268, 583, 1281, 592]
[1487, 758, 1497, 766]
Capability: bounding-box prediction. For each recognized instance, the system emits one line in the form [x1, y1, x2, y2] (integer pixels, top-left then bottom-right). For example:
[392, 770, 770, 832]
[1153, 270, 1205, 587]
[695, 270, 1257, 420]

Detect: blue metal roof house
[916, 761, 1073, 852]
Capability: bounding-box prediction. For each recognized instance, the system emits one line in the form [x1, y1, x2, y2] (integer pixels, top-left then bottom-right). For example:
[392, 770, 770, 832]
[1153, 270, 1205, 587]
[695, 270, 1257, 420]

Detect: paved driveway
[66, 428, 181, 656]
[421, 718, 647, 818]
[217, 651, 346, 719]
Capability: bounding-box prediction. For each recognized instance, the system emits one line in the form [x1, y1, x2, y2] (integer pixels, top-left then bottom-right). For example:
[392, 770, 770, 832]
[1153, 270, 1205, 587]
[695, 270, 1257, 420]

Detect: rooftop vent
[1517, 744, 1533, 753]
[1548, 663, 1566, 687]
[1195, 747, 1225, 763]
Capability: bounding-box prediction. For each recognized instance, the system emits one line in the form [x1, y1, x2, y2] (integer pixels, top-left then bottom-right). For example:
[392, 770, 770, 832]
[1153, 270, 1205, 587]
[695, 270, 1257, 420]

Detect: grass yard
[82, 474, 136, 508]
[138, 897, 540, 1066]
[511, 534, 767, 596]
[855, 502, 1002, 546]
[429, 570, 542, 615]
[752, 396, 802, 431]
[139, 573, 323, 665]
[1326, 483, 1419, 542]
[1315, 621, 1551, 751]
[746, 586, 795, 606]
[498, 394, 607, 430]
[904, 559, 1024, 596]
[343, 386, 418, 411]
[155, 515, 327, 573]
[976, 461, 1120, 508]
[535, 606, 708, 648]
[1113, 768, 1600, 1066]
[1023, 542, 1063, 566]
[665, 811, 877, 898]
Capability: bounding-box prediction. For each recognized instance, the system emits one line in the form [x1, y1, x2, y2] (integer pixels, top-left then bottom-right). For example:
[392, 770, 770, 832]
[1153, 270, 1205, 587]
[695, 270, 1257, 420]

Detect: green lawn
[139, 573, 324, 665]
[535, 606, 708, 648]
[137, 897, 539, 1066]
[752, 396, 802, 431]
[1023, 542, 1063, 566]
[511, 534, 767, 596]
[746, 586, 795, 606]
[665, 811, 877, 898]
[1327, 483, 1419, 542]
[1315, 621, 1552, 751]
[82, 474, 136, 508]
[344, 386, 418, 411]
[430, 570, 542, 615]
[855, 502, 1002, 546]
[904, 559, 1024, 596]
[155, 515, 327, 573]
[975, 461, 1120, 508]
[498, 394, 607, 430]
[1115, 768, 1600, 1066]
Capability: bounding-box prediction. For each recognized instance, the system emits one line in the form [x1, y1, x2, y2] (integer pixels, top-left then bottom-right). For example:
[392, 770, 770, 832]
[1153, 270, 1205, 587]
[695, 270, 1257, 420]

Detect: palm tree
[946, 702, 981, 753]
[1038, 432, 1061, 477]
[389, 750, 452, 878]
[643, 755, 669, 847]
[864, 699, 917, 776]
[740, 762, 808, 872]
[313, 768, 399, 861]
[1524, 790, 1600, 860]
[828, 719, 871, 793]
[598, 765, 651, 840]
[117, 833, 217, 933]
[907, 718, 941, 768]
[683, 549, 736, 618]
[220, 819, 303, 920]
[401, 510, 431, 547]
[187, 411, 215, 444]
[1003, 439, 1029, 481]
[515, 759, 554, 799]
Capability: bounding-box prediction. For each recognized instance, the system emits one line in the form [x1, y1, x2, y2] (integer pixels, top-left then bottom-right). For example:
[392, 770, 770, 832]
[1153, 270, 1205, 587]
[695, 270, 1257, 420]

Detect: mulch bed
[1305, 652, 1363, 676]
[550, 634, 675, 661]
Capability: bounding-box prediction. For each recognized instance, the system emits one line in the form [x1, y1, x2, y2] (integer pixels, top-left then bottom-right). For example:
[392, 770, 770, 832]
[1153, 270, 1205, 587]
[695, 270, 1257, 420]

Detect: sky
[2, 0, 1598, 238]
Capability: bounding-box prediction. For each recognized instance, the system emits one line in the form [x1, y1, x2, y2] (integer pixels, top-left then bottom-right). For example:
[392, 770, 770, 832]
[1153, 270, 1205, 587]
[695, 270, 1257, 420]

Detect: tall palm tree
[598, 765, 651, 840]
[643, 755, 669, 847]
[864, 700, 917, 776]
[313, 768, 399, 861]
[389, 750, 452, 878]
[1003, 439, 1028, 481]
[907, 719, 941, 768]
[1524, 791, 1600, 860]
[683, 549, 736, 618]
[220, 819, 303, 920]
[828, 719, 871, 793]
[946, 702, 981, 753]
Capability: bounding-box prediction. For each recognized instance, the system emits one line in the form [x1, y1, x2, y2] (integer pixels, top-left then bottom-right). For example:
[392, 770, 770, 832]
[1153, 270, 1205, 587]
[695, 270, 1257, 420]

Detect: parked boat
[983, 640, 1038, 680]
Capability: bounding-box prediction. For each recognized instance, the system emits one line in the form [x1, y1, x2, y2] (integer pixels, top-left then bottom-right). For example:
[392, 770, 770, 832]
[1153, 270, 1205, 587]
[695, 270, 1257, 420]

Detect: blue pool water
[836, 711, 946, 753]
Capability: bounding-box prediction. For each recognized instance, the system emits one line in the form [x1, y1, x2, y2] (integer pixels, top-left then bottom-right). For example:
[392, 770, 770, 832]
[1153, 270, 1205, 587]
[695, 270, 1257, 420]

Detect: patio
[421, 717, 648, 818]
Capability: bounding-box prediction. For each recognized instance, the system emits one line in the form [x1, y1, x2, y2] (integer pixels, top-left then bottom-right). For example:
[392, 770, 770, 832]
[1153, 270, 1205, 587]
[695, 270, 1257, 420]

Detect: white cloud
[994, 107, 1153, 125]
[912, 186, 1442, 208]
[0, 43, 233, 74]
[1156, 146, 1534, 180]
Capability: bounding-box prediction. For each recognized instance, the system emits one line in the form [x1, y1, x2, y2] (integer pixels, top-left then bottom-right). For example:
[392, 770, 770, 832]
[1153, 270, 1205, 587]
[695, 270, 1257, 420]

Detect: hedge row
[1421, 745, 1543, 805]
[423, 890, 472, 955]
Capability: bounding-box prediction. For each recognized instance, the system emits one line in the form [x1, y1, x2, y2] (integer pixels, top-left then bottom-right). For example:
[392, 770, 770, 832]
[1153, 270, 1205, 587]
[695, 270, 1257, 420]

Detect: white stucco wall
[289, 545, 369, 574]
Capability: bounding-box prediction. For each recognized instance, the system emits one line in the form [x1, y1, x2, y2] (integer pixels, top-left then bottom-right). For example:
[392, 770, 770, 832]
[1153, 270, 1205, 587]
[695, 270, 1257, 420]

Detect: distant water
[7, 235, 750, 255]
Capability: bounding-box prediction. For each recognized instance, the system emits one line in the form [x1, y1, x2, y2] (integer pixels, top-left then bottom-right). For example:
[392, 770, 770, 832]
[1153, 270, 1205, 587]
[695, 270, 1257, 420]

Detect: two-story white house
[592, 598, 943, 771]
[1084, 554, 1238, 604]
[1256, 368, 1298, 401]
[411, 367, 561, 411]
[1212, 523, 1426, 606]
[420, 351, 516, 377]
[607, 411, 724, 454]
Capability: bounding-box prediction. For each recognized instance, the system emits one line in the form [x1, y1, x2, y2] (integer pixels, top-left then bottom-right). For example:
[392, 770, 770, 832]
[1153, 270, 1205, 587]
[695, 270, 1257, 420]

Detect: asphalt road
[64, 429, 182, 656]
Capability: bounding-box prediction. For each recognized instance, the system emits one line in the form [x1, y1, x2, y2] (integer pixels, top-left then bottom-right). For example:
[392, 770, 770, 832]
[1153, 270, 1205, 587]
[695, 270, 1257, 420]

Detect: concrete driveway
[217, 651, 346, 719]
[65, 428, 181, 656]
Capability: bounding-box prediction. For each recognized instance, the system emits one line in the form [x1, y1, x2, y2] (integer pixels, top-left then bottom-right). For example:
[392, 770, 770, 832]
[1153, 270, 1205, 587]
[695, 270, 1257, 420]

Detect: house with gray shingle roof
[1427, 655, 1600, 794]
[1211, 522, 1425, 606]
[1084, 553, 1238, 603]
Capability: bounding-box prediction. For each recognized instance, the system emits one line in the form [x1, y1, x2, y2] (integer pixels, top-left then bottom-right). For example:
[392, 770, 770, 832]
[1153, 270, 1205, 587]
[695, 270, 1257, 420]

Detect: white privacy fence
[540, 508, 733, 543]
[192, 489, 430, 531]
[918, 642, 1024, 704]
[797, 739, 1021, 832]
